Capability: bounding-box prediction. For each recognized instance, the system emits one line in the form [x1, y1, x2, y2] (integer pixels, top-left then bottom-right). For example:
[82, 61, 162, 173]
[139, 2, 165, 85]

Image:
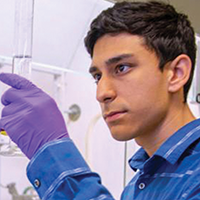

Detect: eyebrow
[89, 53, 134, 74]
[106, 53, 134, 66]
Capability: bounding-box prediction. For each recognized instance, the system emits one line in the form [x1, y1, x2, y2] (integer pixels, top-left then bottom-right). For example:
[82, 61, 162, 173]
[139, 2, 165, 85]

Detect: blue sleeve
[26, 138, 115, 200]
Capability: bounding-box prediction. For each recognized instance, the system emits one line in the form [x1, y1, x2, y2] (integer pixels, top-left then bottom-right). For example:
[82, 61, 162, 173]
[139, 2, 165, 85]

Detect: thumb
[0, 73, 35, 89]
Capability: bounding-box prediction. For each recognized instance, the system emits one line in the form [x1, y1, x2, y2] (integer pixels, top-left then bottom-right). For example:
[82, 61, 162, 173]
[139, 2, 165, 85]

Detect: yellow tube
[1, 130, 7, 136]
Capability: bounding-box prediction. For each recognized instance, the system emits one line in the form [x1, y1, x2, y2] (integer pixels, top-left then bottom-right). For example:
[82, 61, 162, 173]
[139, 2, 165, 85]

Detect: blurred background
[0, 0, 199, 199]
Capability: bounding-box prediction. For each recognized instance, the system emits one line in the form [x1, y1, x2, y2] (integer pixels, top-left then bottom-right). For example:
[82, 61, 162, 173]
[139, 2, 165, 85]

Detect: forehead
[91, 33, 155, 66]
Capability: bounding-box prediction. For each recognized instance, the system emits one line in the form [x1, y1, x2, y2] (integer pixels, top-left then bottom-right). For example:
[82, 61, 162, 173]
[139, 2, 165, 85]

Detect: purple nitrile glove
[0, 73, 69, 159]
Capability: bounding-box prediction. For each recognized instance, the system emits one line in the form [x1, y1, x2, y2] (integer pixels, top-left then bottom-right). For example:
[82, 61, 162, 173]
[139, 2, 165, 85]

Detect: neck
[135, 102, 196, 157]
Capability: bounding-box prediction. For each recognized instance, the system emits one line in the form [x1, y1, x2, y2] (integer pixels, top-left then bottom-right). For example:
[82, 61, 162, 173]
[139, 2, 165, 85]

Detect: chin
[109, 125, 140, 142]
[110, 131, 133, 142]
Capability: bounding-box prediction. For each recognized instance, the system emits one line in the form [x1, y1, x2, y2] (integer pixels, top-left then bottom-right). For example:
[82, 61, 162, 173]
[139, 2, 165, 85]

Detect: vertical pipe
[123, 141, 127, 188]
[196, 36, 200, 104]
[196, 37, 200, 117]
[12, 0, 34, 79]
[0, 0, 35, 155]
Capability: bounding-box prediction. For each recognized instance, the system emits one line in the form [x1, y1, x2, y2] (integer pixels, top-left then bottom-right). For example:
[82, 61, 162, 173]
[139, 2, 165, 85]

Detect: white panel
[188, 34, 200, 117]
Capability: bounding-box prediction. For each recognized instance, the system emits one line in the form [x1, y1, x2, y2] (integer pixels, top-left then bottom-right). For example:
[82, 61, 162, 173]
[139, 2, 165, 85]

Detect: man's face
[89, 33, 170, 142]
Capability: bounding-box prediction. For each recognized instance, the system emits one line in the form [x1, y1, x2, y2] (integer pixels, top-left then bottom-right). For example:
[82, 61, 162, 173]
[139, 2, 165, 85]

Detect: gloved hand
[0, 73, 69, 159]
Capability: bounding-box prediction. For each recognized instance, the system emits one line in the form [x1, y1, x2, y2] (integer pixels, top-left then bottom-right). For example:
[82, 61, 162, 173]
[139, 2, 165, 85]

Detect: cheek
[138, 74, 168, 99]
[121, 75, 169, 113]
[118, 78, 149, 103]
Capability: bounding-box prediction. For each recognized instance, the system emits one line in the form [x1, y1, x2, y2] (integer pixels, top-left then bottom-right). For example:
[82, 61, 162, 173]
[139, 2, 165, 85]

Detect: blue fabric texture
[27, 138, 114, 200]
[27, 119, 200, 200]
[122, 118, 200, 200]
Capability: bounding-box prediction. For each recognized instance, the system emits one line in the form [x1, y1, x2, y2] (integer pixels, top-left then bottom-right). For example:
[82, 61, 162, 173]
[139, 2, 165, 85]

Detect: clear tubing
[0, 0, 35, 156]
[12, 0, 34, 78]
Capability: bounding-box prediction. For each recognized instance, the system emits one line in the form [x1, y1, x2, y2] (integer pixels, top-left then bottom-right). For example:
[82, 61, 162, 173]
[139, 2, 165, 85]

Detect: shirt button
[34, 179, 41, 188]
[139, 183, 145, 190]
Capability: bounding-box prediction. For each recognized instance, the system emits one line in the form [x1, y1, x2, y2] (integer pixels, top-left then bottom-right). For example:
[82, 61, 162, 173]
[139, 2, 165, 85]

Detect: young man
[0, 1, 199, 199]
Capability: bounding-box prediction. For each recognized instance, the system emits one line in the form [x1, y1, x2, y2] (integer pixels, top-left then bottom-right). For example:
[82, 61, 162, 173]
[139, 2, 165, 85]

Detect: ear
[167, 54, 192, 93]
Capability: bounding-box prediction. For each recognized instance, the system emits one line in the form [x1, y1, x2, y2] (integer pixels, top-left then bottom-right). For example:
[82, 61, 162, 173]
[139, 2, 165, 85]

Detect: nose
[96, 76, 116, 103]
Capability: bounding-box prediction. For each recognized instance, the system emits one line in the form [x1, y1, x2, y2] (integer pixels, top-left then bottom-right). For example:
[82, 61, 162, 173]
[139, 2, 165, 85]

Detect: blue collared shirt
[27, 119, 200, 200]
[122, 118, 200, 200]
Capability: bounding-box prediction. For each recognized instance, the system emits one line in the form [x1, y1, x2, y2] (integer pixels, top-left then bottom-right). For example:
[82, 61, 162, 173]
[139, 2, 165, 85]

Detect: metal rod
[0, 55, 90, 78]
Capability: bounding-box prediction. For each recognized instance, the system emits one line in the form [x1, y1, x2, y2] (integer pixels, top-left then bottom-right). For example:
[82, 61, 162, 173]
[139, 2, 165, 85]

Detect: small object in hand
[0, 129, 7, 136]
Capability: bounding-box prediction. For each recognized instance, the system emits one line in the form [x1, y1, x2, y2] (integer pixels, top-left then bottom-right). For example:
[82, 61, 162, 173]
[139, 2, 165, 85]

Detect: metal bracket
[196, 93, 200, 103]
[65, 104, 81, 122]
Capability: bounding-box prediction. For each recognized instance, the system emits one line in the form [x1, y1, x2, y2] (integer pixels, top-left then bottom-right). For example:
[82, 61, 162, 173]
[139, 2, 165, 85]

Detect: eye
[115, 64, 130, 74]
[92, 73, 101, 84]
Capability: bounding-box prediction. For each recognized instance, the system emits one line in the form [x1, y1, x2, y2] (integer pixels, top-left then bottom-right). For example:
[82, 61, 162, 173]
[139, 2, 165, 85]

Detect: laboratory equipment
[12, 0, 34, 78]
[65, 104, 81, 122]
[194, 35, 200, 104]
[1, 182, 40, 200]
[0, 0, 34, 156]
[85, 113, 101, 163]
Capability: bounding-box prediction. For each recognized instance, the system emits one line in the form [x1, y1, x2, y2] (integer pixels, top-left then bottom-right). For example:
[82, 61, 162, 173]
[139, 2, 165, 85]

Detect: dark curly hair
[84, 1, 196, 102]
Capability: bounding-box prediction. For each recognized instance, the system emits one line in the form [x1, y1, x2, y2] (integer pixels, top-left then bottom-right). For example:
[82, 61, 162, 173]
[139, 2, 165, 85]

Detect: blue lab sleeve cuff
[26, 138, 91, 199]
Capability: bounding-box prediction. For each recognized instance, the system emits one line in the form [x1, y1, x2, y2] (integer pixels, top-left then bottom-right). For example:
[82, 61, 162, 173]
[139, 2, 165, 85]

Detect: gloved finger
[0, 116, 11, 136]
[0, 120, 5, 133]
[1, 102, 27, 117]
[1, 85, 41, 106]
[1, 88, 20, 106]
[0, 73, 35, 89]
[0, 113, 22, 139]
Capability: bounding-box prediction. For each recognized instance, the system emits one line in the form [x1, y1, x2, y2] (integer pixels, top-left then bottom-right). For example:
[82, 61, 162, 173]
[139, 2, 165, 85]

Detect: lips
[103, 110, 127, 122]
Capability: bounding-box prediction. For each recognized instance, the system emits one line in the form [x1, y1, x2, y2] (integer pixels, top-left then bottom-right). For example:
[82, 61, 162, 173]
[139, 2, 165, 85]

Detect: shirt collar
[129, 118, 200, 171]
